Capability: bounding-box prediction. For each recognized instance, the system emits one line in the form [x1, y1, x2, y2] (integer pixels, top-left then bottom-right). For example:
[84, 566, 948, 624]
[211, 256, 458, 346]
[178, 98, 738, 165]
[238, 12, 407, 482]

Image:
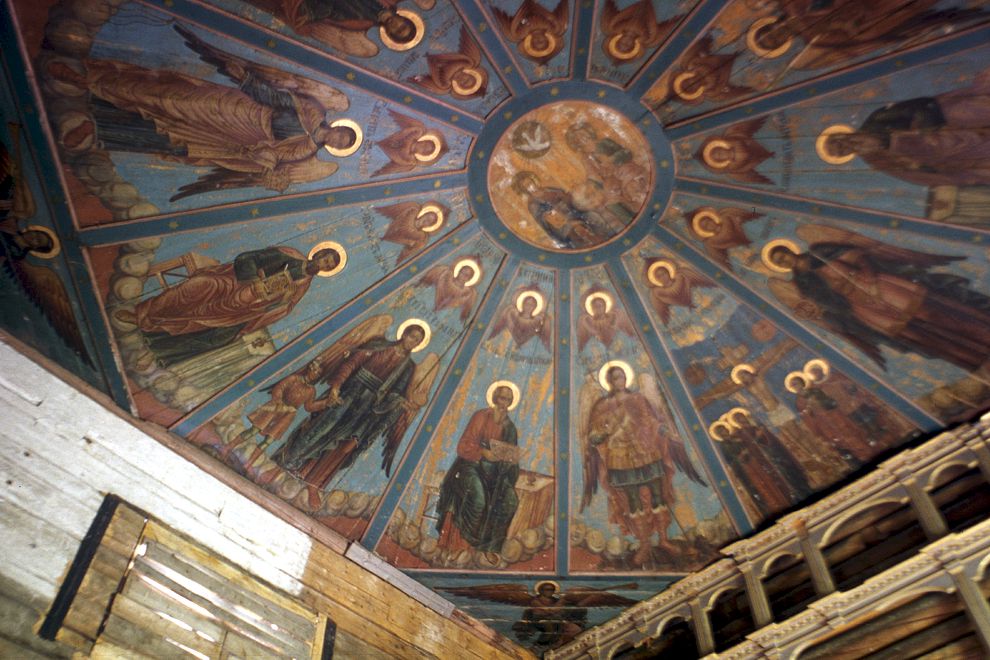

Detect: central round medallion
[486, 101, 654, 252]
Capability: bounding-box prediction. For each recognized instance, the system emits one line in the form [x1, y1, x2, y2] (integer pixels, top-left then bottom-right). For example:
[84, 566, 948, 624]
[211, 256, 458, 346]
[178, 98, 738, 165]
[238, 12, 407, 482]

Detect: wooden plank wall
[0, 338, 531, 660]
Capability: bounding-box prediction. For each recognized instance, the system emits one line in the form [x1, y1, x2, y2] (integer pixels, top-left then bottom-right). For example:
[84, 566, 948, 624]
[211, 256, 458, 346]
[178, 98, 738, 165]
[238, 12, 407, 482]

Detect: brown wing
[725, 117, 767, 140]
[550, 0, 569, 34]
[562, 585, 638, 607]
[727, 167, 774, 185]
[614, 307, 635, 339]
[490, 5, 522, 41]
[576, 313, 594, 351]
[458, 25, 482, 65]
[487, 303, 515, 339]
[380, 202, 423, 242]
[7, 259, 92, 366]
[579, 380, 605, 512]
[388, 110, 425, 132]
[600, 0, 622, 31]
[536, 312, 553, 350]
[420, 263, 448, 288]
[796, 224, 960, 268]
[440, 583, 535, 606]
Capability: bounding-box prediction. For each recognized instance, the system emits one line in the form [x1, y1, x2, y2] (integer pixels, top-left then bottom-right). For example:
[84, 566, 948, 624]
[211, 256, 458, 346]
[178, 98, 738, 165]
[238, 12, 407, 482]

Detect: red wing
[458, 289, 478, 322]
[440, 583, 534, 606]
[490, 5, 521, 41]
[458, 25, 482, 65]
[600, 0, 621, 30]
[550, 0, 569, 33]
[563, 586, 638, 607]
[614, 308, 635, 338]
[388, 110, 424, 132]
[728, 168, 774, 185]
[725, 116, 767, 139]
[576, 314, 593, 351]
[487, 304, 513, 339]
[650, 294, 672, 325]
[420, 264, 447, 287]
[537, 312, 552, 350]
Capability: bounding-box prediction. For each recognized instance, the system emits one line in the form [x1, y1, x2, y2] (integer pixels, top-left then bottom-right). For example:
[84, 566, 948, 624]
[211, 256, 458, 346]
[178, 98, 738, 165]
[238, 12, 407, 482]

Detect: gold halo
[453, 258, 481, 286]
[747, 17, 793, 58]
[816, 125, 856, 165]
[414, 134, 443, 162]
[598, 360, 634, 392]
[515, 290, 545, 315]
[691, 209, 721, 238]
[396, 318, 431, 352]
[308, 240, 347, 277]
[708, 419, 733, 441]
[325, 119, 363, 157]
[24, 225, 61, 259]
[451, 67, 484, 97]
[523, 32, 557, 58]
[725, 407, 751, 428]
[607, 33, 642, 61]
[380, 9, 425, 51]
[702, 139, 733, 168]
[584, 291, 613, 316]
[534, 580, 560, 594]
[804, 358, 831, 382]
[646, 260, 677, 287]
[486, 380, 521, 411]
[417, 204, 445, 232]
[673, 71, 704, 100]
[730, 363, 756, 385]
[761, 238, 801, 273]
[784, 371, 808, 394]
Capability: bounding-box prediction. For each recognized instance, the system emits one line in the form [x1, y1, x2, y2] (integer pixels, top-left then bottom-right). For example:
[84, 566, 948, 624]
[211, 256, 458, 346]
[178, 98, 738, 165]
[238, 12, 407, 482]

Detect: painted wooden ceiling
[3, 0, 990, 652]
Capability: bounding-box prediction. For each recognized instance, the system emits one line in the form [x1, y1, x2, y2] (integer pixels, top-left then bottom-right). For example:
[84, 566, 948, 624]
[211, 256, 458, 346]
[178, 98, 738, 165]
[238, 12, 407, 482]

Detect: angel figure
[491, 0, 569, 65]
[694, 118, 774, 185]
[50, 25, 360, 202]
[684, 206, 761, 269]
[441, 581, 637, 650]
[409, 27, 488, 100]
[419, 257, 482, 321]
[576, 289, 634, 351]
[643, 258, 715, 325]
[580, 362, 706, 567]
[489, 286, 552, 351]
[747, 0, 984, 71]
[274, 316, 439, 508]
[1, 129, 91, 366]
[600, 0, 680, 65]
[246, 0, 432, 58]
[372, 111, 448, 177]
[652, 35, 751, 107]
[379, 201, 449, 264]
[762, 225, 990, 371]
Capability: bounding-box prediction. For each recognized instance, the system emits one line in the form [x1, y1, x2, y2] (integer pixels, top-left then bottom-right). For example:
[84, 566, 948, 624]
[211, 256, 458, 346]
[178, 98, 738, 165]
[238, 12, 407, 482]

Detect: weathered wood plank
[110, 592, 219, 657]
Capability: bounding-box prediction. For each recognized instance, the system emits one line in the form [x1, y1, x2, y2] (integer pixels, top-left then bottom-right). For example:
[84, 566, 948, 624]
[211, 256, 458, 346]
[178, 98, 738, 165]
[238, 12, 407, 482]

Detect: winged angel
[274, 315, 439, 508]
[1, 129, 91, 366]
[488, 286, 552, 350]
[379, 200, 449, 264]
[600, 0, 680, 65]
[410, 27, 489, 100]
[684, 206, 761, 269]
[441, 581, 637, 650]
[694, 117, 774, 185]
[53, 25, 359, 202]
[763, 224, 990, 372]
[579, 362, 706, 568]
[643, 258, 715, 325]
[492, 0, 569, 65]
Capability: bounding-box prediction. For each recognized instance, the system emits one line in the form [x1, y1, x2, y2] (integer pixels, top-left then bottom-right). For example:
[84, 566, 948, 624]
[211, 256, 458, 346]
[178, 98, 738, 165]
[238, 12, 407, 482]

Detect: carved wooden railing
[549, 412, 990, 659]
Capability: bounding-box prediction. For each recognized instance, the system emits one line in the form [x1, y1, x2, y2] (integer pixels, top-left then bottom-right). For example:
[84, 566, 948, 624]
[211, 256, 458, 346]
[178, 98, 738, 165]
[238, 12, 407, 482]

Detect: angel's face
[454, 266, 476, 285]
[521, 296, 538, 316]
[321, 125, 358, 151]
[607, 367, 627, 391]
[382, 13, 416, 43]
[590, 298, 607, 317]
[400, 326, 425, 351]
[19, 230, 54, 252]
[304, 361, 323, 381]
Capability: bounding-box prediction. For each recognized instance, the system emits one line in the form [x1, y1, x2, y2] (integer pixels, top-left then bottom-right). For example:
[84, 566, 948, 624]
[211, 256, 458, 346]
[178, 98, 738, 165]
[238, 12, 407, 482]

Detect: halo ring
[486, 380, 521, 411]
[598, 360, 634, 392]
[453, 258, 482, 286]
[451, 68, 484, 97]
[761, 238, 801, 273]
[725, 407, 751, 428]
[325, 119, 363, 157]
[584, 291, 613, 316]
[784, 371, 808, 394]
[647, 260, 677, 287]
[308, 240, 347, 277]
[804, 358, 831, 382]
[380, 9, 424, 51]
[730, 363, 756, 385]
[414, 134, 443, 162]
[747, 17, 793, 58]
[515, 291, 545, 315]
[607, 34, 643, 61]
[702, 139, 733, 168]
[417, 204, 445, 232]
[691, 209, 721, 238]
[709, 419, 733, 441]
[816, 125, 856, 165]
[396, 318, 431, 352]
[25, 225, 61, 259]
[523, 32, 557, 58]
[673, 71, 705, 100]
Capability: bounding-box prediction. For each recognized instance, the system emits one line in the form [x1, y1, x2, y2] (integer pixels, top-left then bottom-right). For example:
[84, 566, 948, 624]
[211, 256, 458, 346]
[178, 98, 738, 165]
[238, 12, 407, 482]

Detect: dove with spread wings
[274, 315, 439, 509]
[441, 581, 637, 650]
[491, 0, 569, 64]
[50, 25, 358, 203]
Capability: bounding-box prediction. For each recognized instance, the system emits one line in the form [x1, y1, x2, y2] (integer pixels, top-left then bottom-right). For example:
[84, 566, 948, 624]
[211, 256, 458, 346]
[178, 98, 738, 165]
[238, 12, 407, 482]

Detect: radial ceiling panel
[4, 0, 990, 653]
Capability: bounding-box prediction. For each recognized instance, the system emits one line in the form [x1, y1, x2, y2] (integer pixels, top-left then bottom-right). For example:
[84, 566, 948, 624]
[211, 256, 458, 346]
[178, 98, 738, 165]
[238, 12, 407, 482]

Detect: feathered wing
[439, 583, 534, 606]
[380, 202, 423, 241]
[6, 259, 93, 366]
[600, 0, 622, 31]
[420, 264, 447, 288]
[169, 158, 338, 201]
[614, 308, 635, 339]
[639, 373, 706, 486]
[490, 5, 520, 41]
[458, 25, 482, 65]
[173, 25, 348, 111]
[562, 584, 639, 607]
[576, 314, 594, 351]
[578, 377, 604, 512]
[796, 223, 961, 269]
[537, 311, 553, 350]
[382, 352, 439, 476]
[306, 23, 379, 58]
[726, 116, 767, 139]
[487, 303, 514, 340]
[728, 164, 774, 185]
[314, 315, 394, 384]
[550, 0, 569, 34]
[388, 110, 426, 132]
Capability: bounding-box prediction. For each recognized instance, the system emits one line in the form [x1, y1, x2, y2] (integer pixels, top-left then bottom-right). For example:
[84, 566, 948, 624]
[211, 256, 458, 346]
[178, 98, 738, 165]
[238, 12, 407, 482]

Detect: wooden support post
[793, 520, 836, 597]
[948, 566, 990, 656]
[690, 597, 715, 657]
[739, 562, 773, 628]
[901, 476, 949, 540]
